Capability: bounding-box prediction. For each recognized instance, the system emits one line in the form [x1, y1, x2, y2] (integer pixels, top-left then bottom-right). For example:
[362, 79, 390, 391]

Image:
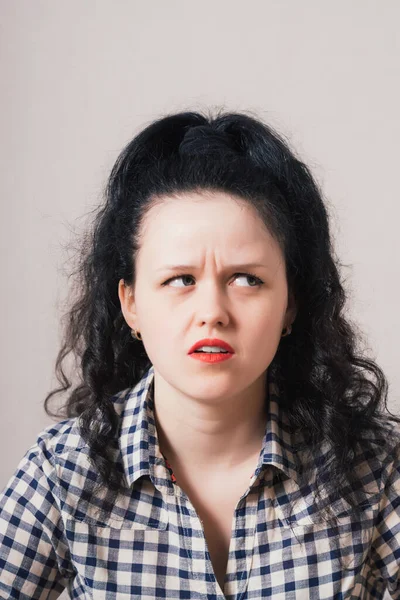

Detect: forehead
[140, 191, 272, 246]
[136, 191, 284, 273]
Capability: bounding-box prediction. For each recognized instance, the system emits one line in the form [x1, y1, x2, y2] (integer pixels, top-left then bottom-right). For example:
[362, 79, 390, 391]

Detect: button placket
[224, 486, 259, 600]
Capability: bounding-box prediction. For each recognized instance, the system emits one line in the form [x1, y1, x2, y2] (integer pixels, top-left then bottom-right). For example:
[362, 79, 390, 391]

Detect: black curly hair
[44, 107, 400, 536]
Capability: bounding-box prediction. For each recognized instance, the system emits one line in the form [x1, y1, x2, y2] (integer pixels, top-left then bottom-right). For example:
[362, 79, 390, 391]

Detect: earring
[281, 324, 292, 337]
[131, 329, 142, 341]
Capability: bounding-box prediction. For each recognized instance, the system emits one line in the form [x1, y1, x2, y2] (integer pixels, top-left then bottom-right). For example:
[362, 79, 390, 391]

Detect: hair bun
[178, 125, 237, 157]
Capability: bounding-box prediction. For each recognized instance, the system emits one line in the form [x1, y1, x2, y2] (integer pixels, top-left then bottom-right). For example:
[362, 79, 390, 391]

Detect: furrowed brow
[156, 262, 267, 272]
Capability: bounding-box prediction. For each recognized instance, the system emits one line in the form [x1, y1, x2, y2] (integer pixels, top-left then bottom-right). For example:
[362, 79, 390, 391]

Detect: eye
[233, 273, 264, 287]
[162, 275, 195, 288]
[162, 273, 264, 288]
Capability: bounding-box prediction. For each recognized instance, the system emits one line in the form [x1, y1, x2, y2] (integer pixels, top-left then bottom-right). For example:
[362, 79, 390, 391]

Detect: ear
[118, 279, 139, 331]
[285, 288, 297, 325]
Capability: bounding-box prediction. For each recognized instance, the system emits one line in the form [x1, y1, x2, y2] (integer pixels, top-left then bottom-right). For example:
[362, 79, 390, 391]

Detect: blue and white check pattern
[1, 364, 400, 599]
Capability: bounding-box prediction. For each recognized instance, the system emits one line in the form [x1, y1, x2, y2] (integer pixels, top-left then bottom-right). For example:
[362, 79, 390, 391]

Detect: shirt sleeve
[0, 439, 72, 599]
[370, 443, 400, 599]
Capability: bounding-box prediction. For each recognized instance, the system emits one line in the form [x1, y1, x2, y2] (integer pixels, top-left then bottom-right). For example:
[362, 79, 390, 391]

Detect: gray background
[1, 2, 398, 598]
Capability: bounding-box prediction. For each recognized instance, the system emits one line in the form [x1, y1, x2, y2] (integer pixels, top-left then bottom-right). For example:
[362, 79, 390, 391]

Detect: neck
[152, 369, 269, 472]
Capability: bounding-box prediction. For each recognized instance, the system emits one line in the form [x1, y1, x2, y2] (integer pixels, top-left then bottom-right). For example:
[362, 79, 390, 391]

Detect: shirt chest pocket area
[55, 451, 169, 548]
[275, 491, 376, 572]
[64, 508, 169, 596]
[59, 485, 168, 597]
[62, 483, 169, 593]
[65, 502, 169, 534]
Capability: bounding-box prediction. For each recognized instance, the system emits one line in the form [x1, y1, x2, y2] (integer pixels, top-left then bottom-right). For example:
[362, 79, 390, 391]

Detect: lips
[188, 338, 235, 354]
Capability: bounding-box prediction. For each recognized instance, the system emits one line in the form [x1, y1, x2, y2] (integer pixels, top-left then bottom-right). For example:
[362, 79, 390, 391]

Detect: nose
[194, 280, 230, 328]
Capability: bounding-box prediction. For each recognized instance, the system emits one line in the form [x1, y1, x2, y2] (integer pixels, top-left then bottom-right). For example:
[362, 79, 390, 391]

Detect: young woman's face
[119, 191, 296, 403]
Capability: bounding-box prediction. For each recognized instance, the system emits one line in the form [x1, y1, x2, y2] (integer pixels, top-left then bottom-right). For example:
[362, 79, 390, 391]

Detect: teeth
[196, 346, 228, 353]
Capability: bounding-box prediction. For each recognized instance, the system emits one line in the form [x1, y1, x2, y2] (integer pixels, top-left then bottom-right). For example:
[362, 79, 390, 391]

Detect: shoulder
[350, 420, 400, 506]
[17, 386, 133, 480]
[1, 387, 135, 518]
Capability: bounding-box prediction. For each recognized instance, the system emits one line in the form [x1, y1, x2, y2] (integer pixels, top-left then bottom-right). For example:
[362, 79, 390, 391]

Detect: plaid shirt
[1, 365, 400, 599]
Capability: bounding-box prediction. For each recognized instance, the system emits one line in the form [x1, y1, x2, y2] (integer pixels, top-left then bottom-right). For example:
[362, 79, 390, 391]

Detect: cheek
[136, 288, 166, 322]
[247, 307, 285, 347]
[137, 296, 176, 346]
[249, 300, 284, 329]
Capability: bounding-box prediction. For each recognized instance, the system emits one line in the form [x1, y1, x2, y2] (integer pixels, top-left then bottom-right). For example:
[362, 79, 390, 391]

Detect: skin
[118, 190, 297, 478]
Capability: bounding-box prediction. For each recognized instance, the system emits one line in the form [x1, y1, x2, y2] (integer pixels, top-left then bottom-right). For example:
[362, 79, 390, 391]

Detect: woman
[1, 109, 400, 599]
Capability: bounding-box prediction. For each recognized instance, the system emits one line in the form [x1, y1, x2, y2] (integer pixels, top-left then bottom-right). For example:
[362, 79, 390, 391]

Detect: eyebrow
[156, 262, 268, 272]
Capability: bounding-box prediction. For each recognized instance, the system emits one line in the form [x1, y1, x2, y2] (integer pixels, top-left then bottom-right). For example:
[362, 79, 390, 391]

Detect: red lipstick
[188, 338, 235, 363]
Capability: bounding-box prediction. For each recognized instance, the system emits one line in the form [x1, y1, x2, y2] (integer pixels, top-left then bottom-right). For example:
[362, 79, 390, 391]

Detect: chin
[185, 377, 238, 401]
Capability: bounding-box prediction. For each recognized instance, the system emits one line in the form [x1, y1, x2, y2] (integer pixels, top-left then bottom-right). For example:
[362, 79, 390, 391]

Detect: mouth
[188, 338, 235, 355]
[189, 351, 234, 364]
